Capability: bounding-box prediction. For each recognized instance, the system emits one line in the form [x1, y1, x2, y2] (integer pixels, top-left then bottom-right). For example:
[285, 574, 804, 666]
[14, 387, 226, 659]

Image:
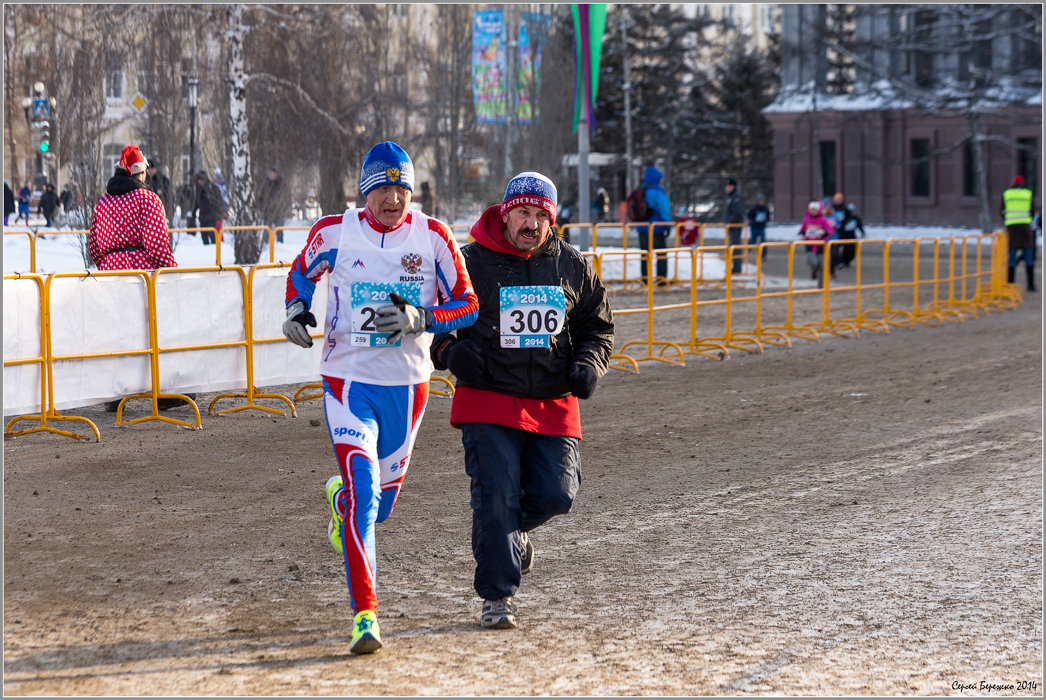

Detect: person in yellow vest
[1001, 175, 1037, 292]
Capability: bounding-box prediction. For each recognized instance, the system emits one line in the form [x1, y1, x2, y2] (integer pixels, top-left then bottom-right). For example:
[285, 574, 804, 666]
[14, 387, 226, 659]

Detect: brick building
[765, 4, 1041, 228]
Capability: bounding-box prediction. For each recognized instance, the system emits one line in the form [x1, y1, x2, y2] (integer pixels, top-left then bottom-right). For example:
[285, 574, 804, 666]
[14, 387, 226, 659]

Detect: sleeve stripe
[427, 217, 479, 333]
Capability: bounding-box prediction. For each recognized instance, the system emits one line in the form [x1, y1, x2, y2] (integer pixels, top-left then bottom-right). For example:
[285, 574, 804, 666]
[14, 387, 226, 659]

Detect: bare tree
[415, 4, 479, 223]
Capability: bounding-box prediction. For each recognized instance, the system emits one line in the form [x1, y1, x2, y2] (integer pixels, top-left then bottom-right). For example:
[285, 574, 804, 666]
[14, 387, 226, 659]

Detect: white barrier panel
[3, 277, 44, 415]
[3, 268, 331, 416]
[155, 269, 249, 394]
[48, 274, 152, 412]
[250, 266, 329, 387]
[3, 232, 35, 272]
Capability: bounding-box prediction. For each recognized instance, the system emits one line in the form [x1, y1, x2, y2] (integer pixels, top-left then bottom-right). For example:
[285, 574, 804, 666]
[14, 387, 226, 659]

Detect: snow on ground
[2, 216, 997, 278]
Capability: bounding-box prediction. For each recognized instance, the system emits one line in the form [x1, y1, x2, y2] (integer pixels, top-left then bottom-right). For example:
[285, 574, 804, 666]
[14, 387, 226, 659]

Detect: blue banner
[472, 10, 507, 124]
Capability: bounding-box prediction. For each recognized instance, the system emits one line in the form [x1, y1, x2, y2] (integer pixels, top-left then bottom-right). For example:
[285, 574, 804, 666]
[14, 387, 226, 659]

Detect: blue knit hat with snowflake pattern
[501, 171, 557, 225]
[360, 141, 414, 195]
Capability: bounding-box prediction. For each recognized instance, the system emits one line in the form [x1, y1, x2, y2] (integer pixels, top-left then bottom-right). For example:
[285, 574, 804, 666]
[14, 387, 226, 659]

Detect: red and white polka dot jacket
[88, 186, 177, 270]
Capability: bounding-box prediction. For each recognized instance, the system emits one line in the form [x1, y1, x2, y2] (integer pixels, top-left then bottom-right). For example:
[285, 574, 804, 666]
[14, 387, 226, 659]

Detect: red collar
[361, 206, 412, 234]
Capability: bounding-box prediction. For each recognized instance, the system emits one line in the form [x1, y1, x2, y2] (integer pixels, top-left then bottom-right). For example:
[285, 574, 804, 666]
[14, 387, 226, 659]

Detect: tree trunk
[227, 3, 260, 265]
[969, 112, 993, 234]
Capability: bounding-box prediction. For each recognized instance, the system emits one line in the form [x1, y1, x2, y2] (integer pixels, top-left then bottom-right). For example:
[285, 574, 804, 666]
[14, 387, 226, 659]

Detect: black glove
[568, 362, 598, 399]
[374, 292, 430, 344]
[437, 338, 486, 384]
[283, 300, 318, 348]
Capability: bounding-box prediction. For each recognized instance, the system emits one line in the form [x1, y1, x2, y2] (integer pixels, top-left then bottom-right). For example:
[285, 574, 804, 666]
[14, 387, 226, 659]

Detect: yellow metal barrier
[608, 231, 1010, 371]
[3, 231, 1019, 439]
[269, 226, 311, 263]
[218, 225, 269, 266]
[166, 264, 295, 418]
[559, 223, 593, 248]
[111, 268, 203, 428]
[3, 273, 101, 441]
[3, 229, 37, 272]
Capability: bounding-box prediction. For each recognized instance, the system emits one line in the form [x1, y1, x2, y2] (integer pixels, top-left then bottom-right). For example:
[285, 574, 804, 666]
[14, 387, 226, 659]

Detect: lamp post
[20, 95, 32, 185]
[186, 77, 199, 227]
[621, 9, 634, 195]
[31, 82, 45, 185]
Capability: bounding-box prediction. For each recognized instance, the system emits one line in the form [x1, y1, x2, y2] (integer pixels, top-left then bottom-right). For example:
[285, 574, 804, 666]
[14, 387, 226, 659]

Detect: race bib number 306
[499, 285, 566, 349]
[350, 281, 421, 347]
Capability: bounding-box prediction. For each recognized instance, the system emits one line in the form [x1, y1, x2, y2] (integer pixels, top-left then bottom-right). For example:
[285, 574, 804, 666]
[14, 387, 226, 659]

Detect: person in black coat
[4, 181, 15, 225]
[722, 177, 746, 273]
[38, 183, 61, 227]
[431, 172, 614, 631]
[258, 166, 291, 242]
[192, 170, 225, 244]
[836, 202, 866, 268]
[145, 160, 172, 224]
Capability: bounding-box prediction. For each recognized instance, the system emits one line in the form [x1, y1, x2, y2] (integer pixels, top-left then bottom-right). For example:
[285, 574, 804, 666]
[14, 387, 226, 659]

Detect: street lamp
[20, 96, 32, 184]
[186, 77, 199, 227]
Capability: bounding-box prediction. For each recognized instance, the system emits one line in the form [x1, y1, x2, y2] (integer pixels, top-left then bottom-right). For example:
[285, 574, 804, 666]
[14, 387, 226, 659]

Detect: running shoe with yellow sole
[350, 609, 382, 654]
[325, 475, 344, 554]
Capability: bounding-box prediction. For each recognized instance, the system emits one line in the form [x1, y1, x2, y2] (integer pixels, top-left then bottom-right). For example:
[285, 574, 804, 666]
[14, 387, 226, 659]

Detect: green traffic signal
[39, 141, 49, 153]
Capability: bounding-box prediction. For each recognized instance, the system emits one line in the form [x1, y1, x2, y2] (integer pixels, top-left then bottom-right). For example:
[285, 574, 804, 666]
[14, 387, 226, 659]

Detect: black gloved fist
[374, 292, 430, 344]
[441, 339, 486, 384]
[568, 362, 598, 399]
[283, 300, 318, 348]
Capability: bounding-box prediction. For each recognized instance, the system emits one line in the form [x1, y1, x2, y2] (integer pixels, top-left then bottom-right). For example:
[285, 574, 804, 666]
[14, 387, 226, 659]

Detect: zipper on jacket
[526, 255, 535, 396]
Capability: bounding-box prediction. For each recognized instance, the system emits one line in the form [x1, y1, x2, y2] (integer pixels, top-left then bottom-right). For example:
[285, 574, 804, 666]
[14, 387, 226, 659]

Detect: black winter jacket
[39, 189, 60, 216]
[432, 205, 615, 399]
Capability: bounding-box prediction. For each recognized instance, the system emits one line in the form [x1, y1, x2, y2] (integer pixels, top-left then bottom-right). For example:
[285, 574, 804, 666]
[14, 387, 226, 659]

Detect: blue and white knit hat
[360, 141, 414, 195]
[501, 171, 557, 225]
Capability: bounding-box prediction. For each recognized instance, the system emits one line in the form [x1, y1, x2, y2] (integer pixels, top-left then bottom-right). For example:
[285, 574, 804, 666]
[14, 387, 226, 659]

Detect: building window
[962, 142, 977, 197]
[819, 140, 837, 199]
[760, 5, 775, 32]
[105, 69, 125, 101]
[904, 10, 936, 87]
[972, 20, 992, 71]
[910, 138, 931, 198]
[103, 143, 123, 173]
[1011, 18, 1041, 73]
[137, 68, 150, 98]
[1017, 137, 1038, 193]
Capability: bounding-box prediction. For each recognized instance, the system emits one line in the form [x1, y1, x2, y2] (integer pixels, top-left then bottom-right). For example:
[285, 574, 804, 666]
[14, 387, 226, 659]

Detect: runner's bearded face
[502, 205, 551, 253]
[366, 185, 411, 229]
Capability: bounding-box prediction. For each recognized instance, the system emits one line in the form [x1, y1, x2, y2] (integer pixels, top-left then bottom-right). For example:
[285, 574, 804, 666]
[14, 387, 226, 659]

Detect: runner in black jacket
[431, 172, 614, 630]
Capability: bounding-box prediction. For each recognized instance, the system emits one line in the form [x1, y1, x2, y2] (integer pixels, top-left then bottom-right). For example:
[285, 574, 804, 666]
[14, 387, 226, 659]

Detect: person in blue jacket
[746, 193, 771, 261]
[639, 165, 672, 286]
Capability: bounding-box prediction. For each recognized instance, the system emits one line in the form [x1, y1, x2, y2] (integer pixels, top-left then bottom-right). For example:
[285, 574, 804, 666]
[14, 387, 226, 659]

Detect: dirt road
[3, 269, 1042, 695]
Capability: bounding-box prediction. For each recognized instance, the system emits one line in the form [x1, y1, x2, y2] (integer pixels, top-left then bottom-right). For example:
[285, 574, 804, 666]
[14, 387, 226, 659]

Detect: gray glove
[375, 292, 431, 344]
[283, 300, 317, 348]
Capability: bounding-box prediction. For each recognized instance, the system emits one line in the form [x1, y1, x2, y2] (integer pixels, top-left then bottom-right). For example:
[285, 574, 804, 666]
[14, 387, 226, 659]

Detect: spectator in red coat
[88, 145, 177, 271]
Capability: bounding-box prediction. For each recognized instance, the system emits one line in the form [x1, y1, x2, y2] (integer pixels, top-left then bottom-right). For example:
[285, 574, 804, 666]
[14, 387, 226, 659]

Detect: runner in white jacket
[283, 141, 478, 654]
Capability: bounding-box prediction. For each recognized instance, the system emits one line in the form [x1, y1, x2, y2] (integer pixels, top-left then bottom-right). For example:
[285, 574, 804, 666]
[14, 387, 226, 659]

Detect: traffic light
[38, 120, 50, 153]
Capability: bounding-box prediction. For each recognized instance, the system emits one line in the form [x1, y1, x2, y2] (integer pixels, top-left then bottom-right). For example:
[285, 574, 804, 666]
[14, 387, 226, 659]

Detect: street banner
[473, 9, 507, 123]
[515, 11, 551, 124]
[571, 4, 607, 133]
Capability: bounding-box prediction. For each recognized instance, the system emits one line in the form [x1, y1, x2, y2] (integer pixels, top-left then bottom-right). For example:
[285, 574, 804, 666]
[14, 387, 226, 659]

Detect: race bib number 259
[499, 285, 566, 349]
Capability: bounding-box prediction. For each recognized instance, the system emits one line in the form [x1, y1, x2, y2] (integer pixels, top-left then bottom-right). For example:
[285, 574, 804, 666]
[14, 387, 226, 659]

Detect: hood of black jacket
[106, 169, 147, 197]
